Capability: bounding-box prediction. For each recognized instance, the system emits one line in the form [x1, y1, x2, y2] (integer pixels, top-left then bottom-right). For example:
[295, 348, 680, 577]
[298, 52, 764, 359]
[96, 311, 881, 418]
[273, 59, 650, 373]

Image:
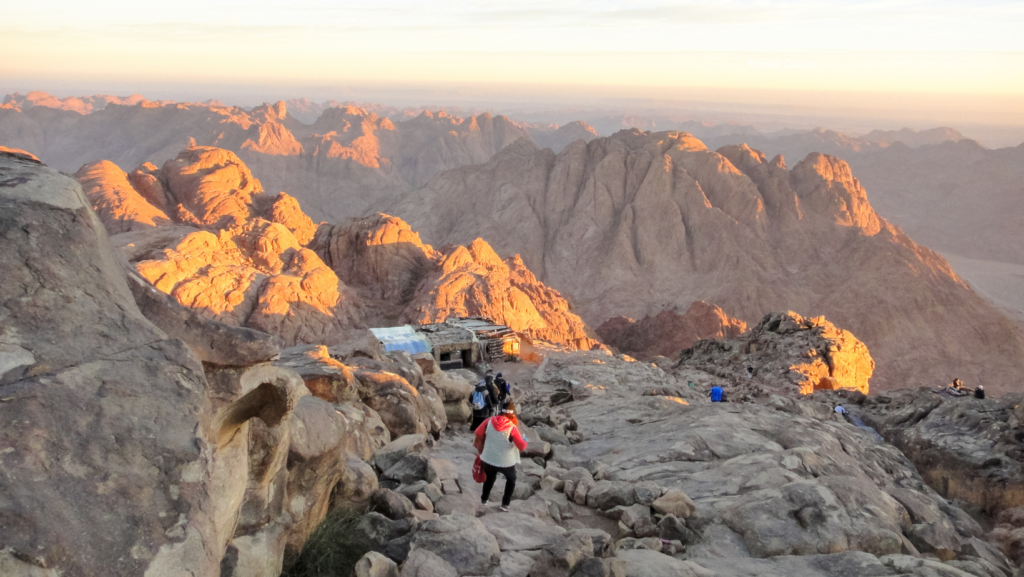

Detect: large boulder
[479, 512, 566, 551]
[400, 549, 458, 577]
[408, 514, 501, 576]
[0, 154, 226, 576]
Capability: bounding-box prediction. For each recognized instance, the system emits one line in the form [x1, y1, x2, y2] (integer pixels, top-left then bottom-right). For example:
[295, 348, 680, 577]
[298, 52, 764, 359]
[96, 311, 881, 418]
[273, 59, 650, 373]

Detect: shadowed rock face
[391, 131, 1024, 392]
[597, 301, 747, 360]
[0, 154, 390, 577]
[678, 311, 875, 395]
[860, 390, 1024, 518]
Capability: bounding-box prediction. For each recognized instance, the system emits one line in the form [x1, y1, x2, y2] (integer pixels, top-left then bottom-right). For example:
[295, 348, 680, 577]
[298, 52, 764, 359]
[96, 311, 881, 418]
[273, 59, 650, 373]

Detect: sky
[3, 0, 1024, 132]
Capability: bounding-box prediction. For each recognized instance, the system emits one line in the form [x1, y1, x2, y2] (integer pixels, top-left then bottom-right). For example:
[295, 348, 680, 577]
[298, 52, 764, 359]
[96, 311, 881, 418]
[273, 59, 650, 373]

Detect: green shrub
[282, 510, 370, 577]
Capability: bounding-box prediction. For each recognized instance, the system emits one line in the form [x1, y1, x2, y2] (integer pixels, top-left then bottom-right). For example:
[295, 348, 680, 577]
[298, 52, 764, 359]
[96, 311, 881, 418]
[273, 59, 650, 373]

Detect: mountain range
[4, 91, 1024, 392]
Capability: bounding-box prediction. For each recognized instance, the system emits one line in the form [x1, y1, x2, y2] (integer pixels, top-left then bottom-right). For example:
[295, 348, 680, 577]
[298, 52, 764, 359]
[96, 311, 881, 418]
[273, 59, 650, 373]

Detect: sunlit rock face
[678, 311, 874, 396]
[86, 145, 596, 350]
[401, 238, 601, 351]
[313, 215, 600, 349]
[75, 160, 172, 232]
[597, 301, 747, 360]
[392, 131, 1024, 392]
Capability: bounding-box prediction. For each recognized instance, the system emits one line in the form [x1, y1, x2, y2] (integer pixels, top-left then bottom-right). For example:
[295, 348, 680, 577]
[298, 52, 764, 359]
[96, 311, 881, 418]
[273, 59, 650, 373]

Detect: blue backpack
[472, 388, 487, 410]
[710, 386, 724, 402]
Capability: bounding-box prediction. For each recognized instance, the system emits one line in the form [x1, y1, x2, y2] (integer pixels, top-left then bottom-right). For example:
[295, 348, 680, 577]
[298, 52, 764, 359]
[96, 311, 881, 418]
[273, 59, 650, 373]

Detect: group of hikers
[469, 371, 523, 512]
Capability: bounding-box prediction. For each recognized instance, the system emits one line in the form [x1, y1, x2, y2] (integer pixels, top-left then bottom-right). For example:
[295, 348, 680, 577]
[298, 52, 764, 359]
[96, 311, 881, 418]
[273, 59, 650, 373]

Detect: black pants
[471, 410, 490, 432]
[480, 461, 517, 507]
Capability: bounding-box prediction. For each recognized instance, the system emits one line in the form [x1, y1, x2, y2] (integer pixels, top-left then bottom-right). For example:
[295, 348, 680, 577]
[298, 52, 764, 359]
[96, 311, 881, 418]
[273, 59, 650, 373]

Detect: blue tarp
[369, 326, 432, 355]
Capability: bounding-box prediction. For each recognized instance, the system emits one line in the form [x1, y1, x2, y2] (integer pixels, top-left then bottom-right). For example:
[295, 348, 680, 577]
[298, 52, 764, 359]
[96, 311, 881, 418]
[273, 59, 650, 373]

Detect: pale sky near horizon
[3, 0, 1023, 124]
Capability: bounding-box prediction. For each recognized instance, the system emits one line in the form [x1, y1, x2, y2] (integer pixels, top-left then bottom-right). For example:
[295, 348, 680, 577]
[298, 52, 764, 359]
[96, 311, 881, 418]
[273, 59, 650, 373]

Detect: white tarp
[369, 325, 432, 355]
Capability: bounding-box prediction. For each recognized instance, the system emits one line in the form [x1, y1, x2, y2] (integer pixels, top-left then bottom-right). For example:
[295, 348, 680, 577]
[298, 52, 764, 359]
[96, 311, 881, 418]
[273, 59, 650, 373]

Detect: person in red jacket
[474, 401, 528, 511]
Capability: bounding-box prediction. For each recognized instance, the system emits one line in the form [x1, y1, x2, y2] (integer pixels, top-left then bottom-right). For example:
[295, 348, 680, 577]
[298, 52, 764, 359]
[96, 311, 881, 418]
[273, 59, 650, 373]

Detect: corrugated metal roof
[369, 325, 432, 355]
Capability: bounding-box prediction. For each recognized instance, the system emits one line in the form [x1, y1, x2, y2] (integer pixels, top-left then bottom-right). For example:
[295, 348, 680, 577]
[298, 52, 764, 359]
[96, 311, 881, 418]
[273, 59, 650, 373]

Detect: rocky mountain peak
[790, 152, 882, 235]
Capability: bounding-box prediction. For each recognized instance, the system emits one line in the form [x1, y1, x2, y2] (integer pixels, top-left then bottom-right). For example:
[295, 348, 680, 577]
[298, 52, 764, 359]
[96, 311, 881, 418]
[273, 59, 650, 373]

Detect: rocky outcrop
[860, 389, 1024, 518]
[313, 213, 440, 308]
[597, 301, 746, 360]
[0, 155, 386, 576]
[402, 238, 600, 350]
[135, 220, 364, 346]
[273, 343, 447, 439]
[392, 131, 1024, 392]
[75, 159, 172, 232]
[677, 311, 874, 395]
[161, 146, 264, 227]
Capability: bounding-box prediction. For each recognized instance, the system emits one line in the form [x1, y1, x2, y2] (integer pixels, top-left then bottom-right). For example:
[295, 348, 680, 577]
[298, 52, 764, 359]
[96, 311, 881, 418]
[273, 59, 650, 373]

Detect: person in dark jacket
[470, 377, 499, 431]
[975, 385, 985, 399]
[494, 372, 511, 403]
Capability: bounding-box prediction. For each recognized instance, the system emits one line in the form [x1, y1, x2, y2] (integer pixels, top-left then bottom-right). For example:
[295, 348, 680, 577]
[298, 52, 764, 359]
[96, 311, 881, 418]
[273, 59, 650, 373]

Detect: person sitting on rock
[975, 385, 985, 399]
[474, 401, 527, 512]
[470, 377, 499, 431]
[710, 385, 724, 403]
[835, 405, 849, 418]
[947, 378, 967, 396]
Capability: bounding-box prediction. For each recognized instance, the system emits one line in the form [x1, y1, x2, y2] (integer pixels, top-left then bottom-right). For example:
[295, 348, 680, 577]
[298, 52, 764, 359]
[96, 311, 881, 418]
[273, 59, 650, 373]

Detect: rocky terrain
[271, 344, 1020, 577]
[5, 150, 1024, 577]
[75, 145, 596, 349]
[392, 130, 1024, 393]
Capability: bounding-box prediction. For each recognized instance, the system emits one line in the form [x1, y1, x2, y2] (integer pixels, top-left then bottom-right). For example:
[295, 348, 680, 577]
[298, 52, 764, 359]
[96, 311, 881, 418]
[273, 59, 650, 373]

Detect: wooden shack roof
[446, 317, 519, 341]
[413, 322, 476, 346]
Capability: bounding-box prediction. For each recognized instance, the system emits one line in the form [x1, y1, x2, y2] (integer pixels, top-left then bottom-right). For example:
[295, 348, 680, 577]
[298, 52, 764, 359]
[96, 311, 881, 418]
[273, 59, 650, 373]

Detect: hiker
[474, 401, 527, 512]
[835, 405, 849, 418]
[945, 378, 967, 397]
[746, 366, 754, 379]
[494, 372, 511, 403]
[975, 385, 985, 399]
[485, 374, 501, 413]
[469, 377, 499, 431]
[710, 385, 724, 403]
